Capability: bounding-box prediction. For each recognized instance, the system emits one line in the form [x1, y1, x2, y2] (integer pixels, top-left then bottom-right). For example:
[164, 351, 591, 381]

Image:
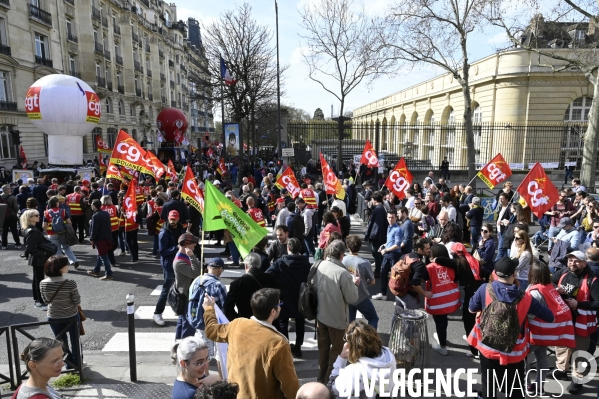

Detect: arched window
[448, 110, 455, 123]
[473, 106, 482, 123]
[564, 97, 592, 121]
[118, 100, 124, 115]
[105, 98, 111, 114]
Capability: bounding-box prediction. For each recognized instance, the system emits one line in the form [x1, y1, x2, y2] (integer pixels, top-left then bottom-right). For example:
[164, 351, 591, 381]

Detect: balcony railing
[134, 60, 140, 71]
[69, 70, 80, 78]
[94, 42, 103, 55]
[102, 17, 108, 28]
[160, 73, 165, 81]
[118, 85, 124, 94]
[107, 81, 113, 91]
[116, 55, 123, 66]
[171, 101, 176, 107]
[104, 49, 111, 60]
[135, 88, 141, 97]
[190, 126, 197, 132]
[161, 96, 166, 103]
[30, 4, 52, 26]
[67, 32, 78, 43]
[91, 7, 101, 21]
[180, 64, 186, 72]
[145, 44, 150, 52]
[0, 101, 17, 111]
[140, 0, 149, 7]
[148, 93, 153, 101]
[0, 44, 10, 56]
[147, 69, 152, 77]
[114, 25, 121, 36]
[34, 56, 53, 67]
[97, 77, 105, 88]
[132, 32, 139, 43]
[159, 49, 164, 58]
[168, 60, 174, 68]
[64, 0, 74, 5]
[170, 81, 174, 88]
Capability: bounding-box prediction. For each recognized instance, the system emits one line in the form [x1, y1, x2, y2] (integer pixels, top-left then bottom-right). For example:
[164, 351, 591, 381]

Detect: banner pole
[465, 174, 478, 188]
[200, 230, 205, 275]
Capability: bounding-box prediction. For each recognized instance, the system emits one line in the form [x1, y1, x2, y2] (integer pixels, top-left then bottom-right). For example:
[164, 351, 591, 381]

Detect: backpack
[167, 285, 187, 316]
[290, 213, 305, 239]
[187, 276, 214, 330]
[388, 256, 412, 297]
[0, 194, 12, 218]
[48, 209, 66, 234]
[479, 283, 525, 353]
[298, 260, 322, 320]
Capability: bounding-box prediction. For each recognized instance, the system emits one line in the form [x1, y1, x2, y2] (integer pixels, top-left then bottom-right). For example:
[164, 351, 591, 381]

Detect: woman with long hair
[500, 202, 528, 257]
[475, 223, 496, 270]
[328, 320, 396, 398]
[512, 229, 533, 290]
[21, 209, 52, 310]
[318, 212, 341, 250]
[331, 206, 350, 240]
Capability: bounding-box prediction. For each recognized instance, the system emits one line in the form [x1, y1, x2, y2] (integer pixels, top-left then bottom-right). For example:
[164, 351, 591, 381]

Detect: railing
[116, 54, 123, 65]
[94, 42, 103, 55]
[69, 70, 81, 78]
[102, 16, 108, 28]
[34, 56, 53, 67]
[134, 60, 140, 71]
[135, 88, 141, 97]
[0, 101, 17, 111]
[67, 32, 78, 43]
[148, 93, 153, 101]
[0, 327, 15, 389]
[104, 49, 111, 60]
[118, 85, 124, 94]
[171, 100, 176, 107]
[107, 81, 113, 91]
[161, 96, 166, 103]
[159, 49, 164, 58]
[146, 69, 152, 77]
[132, 32, 139, 43]
[91, 6, 101, 21]
[97, 76, 105, 87]
[29, 4, 52, 26]
[0, 44, 10, 56]
[114, 25, 121, 35]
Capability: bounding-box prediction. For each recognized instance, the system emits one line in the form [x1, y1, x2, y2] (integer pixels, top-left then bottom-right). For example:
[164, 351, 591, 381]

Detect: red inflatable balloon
[156, 108, 188, 142]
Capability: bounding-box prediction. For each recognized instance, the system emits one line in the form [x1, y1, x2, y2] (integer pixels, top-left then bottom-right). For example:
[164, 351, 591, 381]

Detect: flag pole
[200, 232, 205, 275]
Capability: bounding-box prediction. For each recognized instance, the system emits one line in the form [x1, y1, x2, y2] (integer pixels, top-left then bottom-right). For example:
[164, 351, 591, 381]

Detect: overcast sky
[176, 0, 533, 117]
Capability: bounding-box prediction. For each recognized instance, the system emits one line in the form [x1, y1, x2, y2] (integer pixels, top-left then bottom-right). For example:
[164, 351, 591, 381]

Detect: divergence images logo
[571, 350, 597, 385]
[527, 178, 550, 208]
[25, 86, 42, 120]
[86, 91, 102, 123]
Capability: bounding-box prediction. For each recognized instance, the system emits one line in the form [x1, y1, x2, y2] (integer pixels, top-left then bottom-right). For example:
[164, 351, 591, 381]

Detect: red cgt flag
[181, 166, 204, 214]
[95, 134, 112, 153]
[123, 179, 138, 227]
[99, 155, 107, 175]
[360, 140, 379, 167]
[319, 153, 345, 199]
[516, 162, 559, 219]
[167, 159, 178, 182]
[477, 153, 512, 189]
[143, 150, 166, 180]
[106, 162, 123, 181]
[109, 130, 154, 175]
[216, 158, 227, 176]
[385, 158, 413, 200]
[276, 167, 301, 199]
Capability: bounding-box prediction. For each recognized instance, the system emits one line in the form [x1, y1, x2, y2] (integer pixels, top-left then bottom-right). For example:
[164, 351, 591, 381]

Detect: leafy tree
[313, 108, 325, 120]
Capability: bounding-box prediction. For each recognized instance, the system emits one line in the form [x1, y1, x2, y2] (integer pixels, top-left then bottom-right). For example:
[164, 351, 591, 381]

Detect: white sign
[12, 169, 33, 183]
[214, 304, 229, 380]
[509, 163, 525, 170]
[565, 162, 577, 167]
[282, 148, 294, 157]
[528, 162, 559, 170]
[353, 155, 361, 166]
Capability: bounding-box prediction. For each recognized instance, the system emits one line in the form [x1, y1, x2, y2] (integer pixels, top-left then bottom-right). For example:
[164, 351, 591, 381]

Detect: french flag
[220, 57, 236, 85]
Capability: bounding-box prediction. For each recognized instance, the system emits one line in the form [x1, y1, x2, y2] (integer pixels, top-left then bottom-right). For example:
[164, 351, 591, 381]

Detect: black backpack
[0, 194, 12, 218]
[479, 284, 525, 353]
[298, 260, 322, 320]
[168, 285, 187, 316]
[289, 213, 305, 239]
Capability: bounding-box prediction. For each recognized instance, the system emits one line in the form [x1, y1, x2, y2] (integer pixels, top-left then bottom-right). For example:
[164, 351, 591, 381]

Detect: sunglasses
[594, 226, 599, 229]
[481, 229, 489, 233]
[515, 237, 524, 240]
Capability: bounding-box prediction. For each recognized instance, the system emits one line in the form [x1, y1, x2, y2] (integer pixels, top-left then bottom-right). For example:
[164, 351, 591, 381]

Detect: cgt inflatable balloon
[156, 108, 188, 142]
[25, 74, 101, 165]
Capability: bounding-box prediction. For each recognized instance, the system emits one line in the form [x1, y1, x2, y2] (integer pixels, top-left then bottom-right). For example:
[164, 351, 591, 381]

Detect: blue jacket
[158, 224, 184, 272]
[89, 209, 112, 241]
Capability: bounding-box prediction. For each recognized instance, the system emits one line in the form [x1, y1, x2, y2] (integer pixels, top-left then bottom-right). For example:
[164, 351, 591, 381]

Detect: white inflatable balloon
[25, 74, 101, 165]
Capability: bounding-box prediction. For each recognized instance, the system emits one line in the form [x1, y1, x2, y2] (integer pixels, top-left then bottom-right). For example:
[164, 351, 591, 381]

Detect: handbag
[39, 241, 58, 257]
[168, 285, 188, 316]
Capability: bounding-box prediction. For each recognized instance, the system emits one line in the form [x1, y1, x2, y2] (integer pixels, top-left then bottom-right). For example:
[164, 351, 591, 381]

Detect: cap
[207, 258, 225, 268]
[276, 197, 285, 204]
[567, 250, 586, 261]
[280, 188, 288, 195]
[494, 257, 518, 278]
[178, 233, 199, 246]
[557, 217, 574, 229]
[168, 210, 180, 219]
[213, 180, 221, 185]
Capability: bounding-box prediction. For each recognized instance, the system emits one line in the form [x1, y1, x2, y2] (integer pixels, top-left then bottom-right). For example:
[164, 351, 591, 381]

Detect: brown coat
[204, 306, 299, 399]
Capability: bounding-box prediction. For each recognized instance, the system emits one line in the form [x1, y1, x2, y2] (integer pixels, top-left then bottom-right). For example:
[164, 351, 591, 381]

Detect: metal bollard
[126, 294, 137, 382]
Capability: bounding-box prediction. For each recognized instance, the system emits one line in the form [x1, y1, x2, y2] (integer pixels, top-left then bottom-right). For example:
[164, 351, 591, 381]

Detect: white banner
[565, 162, 577, 167]
[528, 162, 559, 169]
[509, 163, 525, 170]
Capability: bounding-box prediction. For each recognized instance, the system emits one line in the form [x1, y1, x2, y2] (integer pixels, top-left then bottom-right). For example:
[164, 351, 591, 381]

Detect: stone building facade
[0, 0, 213, 167]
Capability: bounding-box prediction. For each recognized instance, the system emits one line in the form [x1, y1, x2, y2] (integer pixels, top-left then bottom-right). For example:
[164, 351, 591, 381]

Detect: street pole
[126, 294, 137, 382]
[220, 58, 226, 163]
[275, 0, 282, 160]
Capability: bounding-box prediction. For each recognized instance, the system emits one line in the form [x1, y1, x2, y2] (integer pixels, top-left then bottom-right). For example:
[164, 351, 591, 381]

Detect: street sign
[282, 148, 294, 157]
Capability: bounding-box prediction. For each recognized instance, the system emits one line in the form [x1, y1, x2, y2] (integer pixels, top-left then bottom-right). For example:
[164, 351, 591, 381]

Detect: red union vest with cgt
[101, 205, 119, 232]
[247, 207, 266, 227]
[467, 284, 532, 365]
[527, 283, 575, 348]
[425, 263, 461, 315]
[66, 193, 83, 216]
[558, 273, 597, 337]
[300, 188, 317, 209]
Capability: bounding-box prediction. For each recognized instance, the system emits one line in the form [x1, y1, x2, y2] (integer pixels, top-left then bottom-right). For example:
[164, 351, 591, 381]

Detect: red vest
[527, 284, 575, 348]
[558, 273, 597, 337]
[425, 263, 461, 315]
[101, 205, 119, 232]
[66, 193, 83, 216]
[300, 188, 317, 209]
[247, 207, 266, 227]
[148, 200, 164, 234]
[267, 193, 276, 213]
[467, 284, 532, 365]
[135, 185, 145, 206]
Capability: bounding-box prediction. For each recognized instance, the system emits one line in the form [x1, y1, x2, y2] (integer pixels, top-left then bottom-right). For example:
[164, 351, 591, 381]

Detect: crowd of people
[7, 152, 599, 399]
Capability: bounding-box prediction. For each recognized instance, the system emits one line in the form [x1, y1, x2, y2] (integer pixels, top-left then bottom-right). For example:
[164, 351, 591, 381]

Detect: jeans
[532, 230, 548, 247]
[370, 240, 384, 274]
[547, 226, 560, 252]
[93, 253, 113, 276]
[118, 229, 127, 252]
[277, 316, 306, 346]
[152, 234, 159, 256]
[470, 226, 481, 251]
[228, 242, 240, 264]
[442, 169, 450, 181]
[564, 169, 573, 184]
[126, 229, 138, 261]
[304, 235, 316, 256]
[495, 233, 507, 261]
[176, 314, 196, 340]
[71, 215, 85, 243]
[380, 253, 399, 296]
[526, 345, 548, 391]
[349, 298, 379, 329]
[432, 314, 449, 346]
[2, 214, 20, 246]
[108, 230, 118, 265]
[48, 315, 82, 368]
[155, 266, 174, 315]
[48, 235, 78, 264]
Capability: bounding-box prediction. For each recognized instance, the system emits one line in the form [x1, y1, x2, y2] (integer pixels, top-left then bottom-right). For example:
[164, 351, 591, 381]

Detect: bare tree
[299, 0, 391, 170]
[488, 0, 599, 191]
[380, 0, 493, 183]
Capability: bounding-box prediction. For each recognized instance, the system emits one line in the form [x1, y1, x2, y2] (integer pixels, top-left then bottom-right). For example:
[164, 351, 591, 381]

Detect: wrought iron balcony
[107, 81, 113, 91]
[134, 60, 141, 71]
[30, 4, 52, 26]
[160, 73, 165, 81]
[132, 32, 139, 43]
[147, 69, 152, 77]
[69, 70, 80, 78]
[114, 25, 121, 36]
[67, 32, 78, 43]
[0, 101, 17, 111]
[116, 55, 123, 66]
[96, 77, 105, 88]
[180, 64, 186, 72]
[104, 49, 111, 60]
[118, 85, 124, 94]
[35, 56, 53, 67]
[0, 44, 10, 56]
[102, 17, 108, 28]
[94, 42, 103, 55]
[159, 50, 164, 59]
[171, 101, 176, 107]
[92, 7, 101, 21]
[148, 93, 153, 101]
[135, 88, 141, 97]
[168, 60, 174, 68]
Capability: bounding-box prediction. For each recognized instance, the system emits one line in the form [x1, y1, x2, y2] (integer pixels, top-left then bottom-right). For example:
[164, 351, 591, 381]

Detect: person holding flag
[121, 182, 139, 263]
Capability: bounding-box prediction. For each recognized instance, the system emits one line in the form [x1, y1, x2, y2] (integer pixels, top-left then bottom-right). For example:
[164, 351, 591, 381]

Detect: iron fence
[287, 121, 591, 171]
[0, 326, 15, 389]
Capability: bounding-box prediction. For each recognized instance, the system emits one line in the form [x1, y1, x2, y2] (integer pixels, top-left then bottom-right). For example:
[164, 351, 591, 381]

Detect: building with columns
[0, 0, 213, 167]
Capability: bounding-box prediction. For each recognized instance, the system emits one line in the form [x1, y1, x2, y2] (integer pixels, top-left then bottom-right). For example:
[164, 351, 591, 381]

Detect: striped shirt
[40, 276, 80, 319]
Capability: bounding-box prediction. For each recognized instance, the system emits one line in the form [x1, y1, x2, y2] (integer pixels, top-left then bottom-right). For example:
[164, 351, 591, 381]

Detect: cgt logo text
[338, 357, 597, 397]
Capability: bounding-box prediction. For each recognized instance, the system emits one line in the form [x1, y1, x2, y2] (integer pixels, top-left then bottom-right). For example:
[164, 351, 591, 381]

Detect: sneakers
[432, 344, 448, 356]
[99, 275, 114, 280]
[87, 271, 101, 277]
[526, 383, 545, 396]
[153, 314, 165, 326]
[371, 293, 385, 300]
[73, 262, 80, 269]
[118, 251, 128, 256]
[433, 332, 450, 345]
[34, 302, 42, 308]
[15, 244, 21, 249]
[567, 382, 582, 394]
[41, 304, 48, 311]
[466, 353, 480, 359]
[553, 369, 569, 380]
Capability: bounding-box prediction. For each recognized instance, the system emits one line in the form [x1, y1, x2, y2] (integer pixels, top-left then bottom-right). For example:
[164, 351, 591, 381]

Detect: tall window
[106, 128, 115, 148]
[93, 30, 98, 44]
[130, 104, 134, 117]
[118, 100, 124, 115]
[95, 62, 101, 77]
[66, 19, 73, 36]
[473, 106, 482, 123]
[0, 17, 6, 46]
[105, 98, 111, 114]
[564, 97, 592, 121]
[0, 127, 15, 159]
[69, 56, 76, 74]
[34, 33, 47, 58]
[116, 72, 121, 86]
[0, 71, 11, 102]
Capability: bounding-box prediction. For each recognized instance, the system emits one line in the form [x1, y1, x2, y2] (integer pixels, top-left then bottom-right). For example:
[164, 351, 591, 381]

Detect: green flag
[202, 181, 267, 258]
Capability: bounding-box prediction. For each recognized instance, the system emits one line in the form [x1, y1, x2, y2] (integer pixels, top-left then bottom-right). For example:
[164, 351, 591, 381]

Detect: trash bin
[388, 308, 430, 371]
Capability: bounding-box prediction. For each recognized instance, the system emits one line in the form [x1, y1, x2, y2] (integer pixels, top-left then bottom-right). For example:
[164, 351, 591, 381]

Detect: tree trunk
[461, 83, 476, 186]
[580, 74, 599, 192]
[337, 101, 344, 173]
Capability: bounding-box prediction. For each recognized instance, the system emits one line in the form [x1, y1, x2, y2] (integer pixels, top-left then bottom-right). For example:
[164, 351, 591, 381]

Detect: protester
[364, 192, 388, 277]
[251, 236, 270, 271]
[267, 225, 289, 263]
[173, 233, 201, 340]
[547, 190, 575, 252]
[476, 223, 495, 267]
[511, 229, 533, 290]
[344, 235, 378, 328]
[87, 200, 114, 280]
[318, 212, 341, 257]
[171, 336, 220, 399]
[21, 209, 51, 309]
[296, 382, 331, 399]
[331, 206, 350, 240]
[100, 195, 119, 269]
[43, 196, 79, 268]
[372, 211, 402, 301]
[1, 183, 22, 249]
[466, 197, 484, 250]
[194, 381, 240, 399]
